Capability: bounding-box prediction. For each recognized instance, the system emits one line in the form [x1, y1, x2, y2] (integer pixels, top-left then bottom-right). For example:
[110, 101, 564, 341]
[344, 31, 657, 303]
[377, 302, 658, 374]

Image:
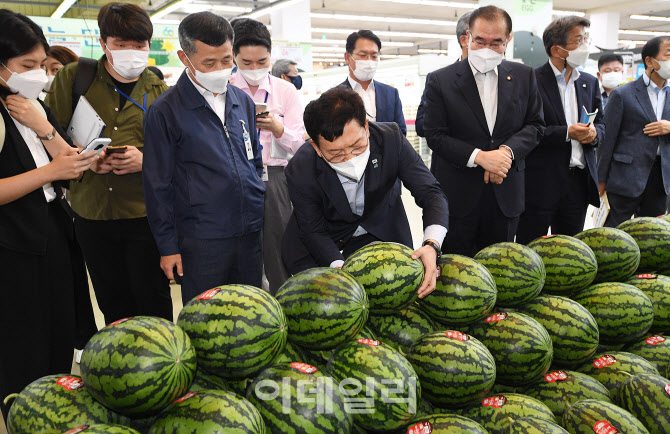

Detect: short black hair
[642, 36, 670, 70]
[598, 54, 624, 70]
[179, 11, 234, 56]
[543, 16, 590, 57]
[469, 5, 513, 37]
[304, 86, 367, 145]
[0, 9, 49, 66]
[98, 3, 153, 43]
[232, 18, 271, 55]
[346, 30, 382, 54]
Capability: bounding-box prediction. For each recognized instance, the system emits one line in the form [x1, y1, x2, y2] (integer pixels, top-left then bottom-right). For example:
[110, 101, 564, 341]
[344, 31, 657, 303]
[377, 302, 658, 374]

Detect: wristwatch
[37, 127, 56, 141]
[422, 240, 442, 262]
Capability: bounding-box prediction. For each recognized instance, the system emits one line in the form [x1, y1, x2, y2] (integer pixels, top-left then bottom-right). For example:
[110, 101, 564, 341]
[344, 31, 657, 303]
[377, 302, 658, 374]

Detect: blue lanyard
[115, 87, 147, 113]
[257, 91, 269, 138]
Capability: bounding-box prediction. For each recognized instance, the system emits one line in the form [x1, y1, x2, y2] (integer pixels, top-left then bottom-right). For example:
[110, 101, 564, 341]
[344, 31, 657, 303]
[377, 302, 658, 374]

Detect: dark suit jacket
[598, 76, 670, 197]
[282, 122, 449, 273]
[340, 78, 407, 136]
[526, 62, 604, 208]
[423, 59, 545, 218]
[415, 72, 431, 138]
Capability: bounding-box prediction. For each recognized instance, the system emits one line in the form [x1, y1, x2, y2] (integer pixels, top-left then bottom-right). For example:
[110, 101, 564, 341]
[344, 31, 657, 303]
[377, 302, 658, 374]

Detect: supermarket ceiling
[7, 0, 670, 56]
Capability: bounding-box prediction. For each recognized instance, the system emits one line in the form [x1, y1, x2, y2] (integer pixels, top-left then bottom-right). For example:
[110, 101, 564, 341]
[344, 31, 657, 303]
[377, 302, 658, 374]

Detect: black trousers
[71, 232, 98, 349]
[179, 230, 263, 304]
[445, 184, 519, 257]
[75, 217, 172, 325]
[516, 167, 590, 244]
[263, 166, 292, 295]
[0, 201, 76, 422]
[605, 157, 668, 227]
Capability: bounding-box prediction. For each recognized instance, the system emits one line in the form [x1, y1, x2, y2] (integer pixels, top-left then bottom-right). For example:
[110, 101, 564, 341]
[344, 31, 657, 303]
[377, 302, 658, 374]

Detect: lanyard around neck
[115, 87, 147, 113]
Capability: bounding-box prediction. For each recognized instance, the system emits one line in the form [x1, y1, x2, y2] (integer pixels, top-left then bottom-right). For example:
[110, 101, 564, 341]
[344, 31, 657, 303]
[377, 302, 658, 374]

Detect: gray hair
[272, 58, 298, 78]
[178, 11, 233, 57]
[456, 11, 472, 41]
[543, 15, 591, 57]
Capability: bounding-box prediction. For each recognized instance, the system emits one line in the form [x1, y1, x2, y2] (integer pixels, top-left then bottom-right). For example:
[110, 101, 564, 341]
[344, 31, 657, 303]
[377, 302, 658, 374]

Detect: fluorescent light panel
[552, 10, 586, 17]
[418, 48, 449, 53]
[246, 0, 304, 18]
[151, 0, 191, 20]
[313, 27, 454, 39]
[619, 29, 665, 35]
[311, 12, 455, 26]
[631, 14, 670, 22]
[372, 0, 477, 8]
[51, 0, 78, 19]
[311, 39, 414, 47]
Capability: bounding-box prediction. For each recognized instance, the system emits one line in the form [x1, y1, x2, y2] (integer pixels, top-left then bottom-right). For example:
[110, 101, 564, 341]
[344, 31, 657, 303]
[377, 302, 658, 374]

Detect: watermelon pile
[8, 216, 670, 434]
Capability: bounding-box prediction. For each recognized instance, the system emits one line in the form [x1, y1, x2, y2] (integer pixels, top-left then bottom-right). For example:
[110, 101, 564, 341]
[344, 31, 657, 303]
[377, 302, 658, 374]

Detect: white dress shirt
[642, 73, 669, 155]
[187, 71, 226, 124]
[4, 107, 56, 202]
[466, 60, 499, 168]
[348, 76, 376, 121]
[549, 61, 585, 169]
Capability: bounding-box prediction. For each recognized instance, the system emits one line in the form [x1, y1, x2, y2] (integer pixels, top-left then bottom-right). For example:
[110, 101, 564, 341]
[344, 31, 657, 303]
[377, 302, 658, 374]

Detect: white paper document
[67, 96, 106, 148]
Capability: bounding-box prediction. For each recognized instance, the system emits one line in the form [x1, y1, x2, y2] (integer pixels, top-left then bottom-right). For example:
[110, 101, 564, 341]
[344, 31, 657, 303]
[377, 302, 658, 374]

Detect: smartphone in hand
[79, 138, 112, 155]
[106, 145, 127, 154]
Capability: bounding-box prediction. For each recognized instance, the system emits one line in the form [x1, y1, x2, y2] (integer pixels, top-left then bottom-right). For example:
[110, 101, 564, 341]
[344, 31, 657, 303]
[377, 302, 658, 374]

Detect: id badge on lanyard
[240, 120, 254, 160]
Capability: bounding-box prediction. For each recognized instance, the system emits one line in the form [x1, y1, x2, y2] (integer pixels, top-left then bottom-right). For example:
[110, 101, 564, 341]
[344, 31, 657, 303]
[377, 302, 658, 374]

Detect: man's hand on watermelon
[412, 243, 439, 298]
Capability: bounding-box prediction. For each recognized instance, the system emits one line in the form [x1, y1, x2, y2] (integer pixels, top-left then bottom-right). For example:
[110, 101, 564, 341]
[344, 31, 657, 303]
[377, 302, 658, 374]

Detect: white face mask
[600, 71, 623, 89]
[560, 43, 590, 69]
[468, 37, 504, 74]
[350, 59, 378, 82]
[44, 75, 55, 91]
[325, 144, 370, 182]
[239, 67, 270, 86]
[653, 58, 670, 80]
[0, 65, 48, 100]
[106, 45, 149, 79]
[185, 54, 232, 94]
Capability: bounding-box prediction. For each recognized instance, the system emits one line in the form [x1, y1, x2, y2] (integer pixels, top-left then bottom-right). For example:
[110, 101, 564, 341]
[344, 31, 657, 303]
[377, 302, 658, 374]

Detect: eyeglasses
[352, 52, 379, 61]
[566, 36, 592, 48]
[471, 39, 507, 50]
[320, 137, 369, 164]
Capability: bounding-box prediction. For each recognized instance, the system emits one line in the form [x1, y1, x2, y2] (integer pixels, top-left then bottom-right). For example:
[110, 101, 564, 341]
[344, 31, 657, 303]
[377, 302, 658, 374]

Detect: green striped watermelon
[519, 295, 599, 367]
[468, 312, 553, 385]
[420, 254, 497, 325]
[342, 242, 423, 314]
[624, 335, 670, 375]
[246, 362, 353, 433]
[474, 242, 546, 307]
[577, 352, 659, 398]
[624, 274, 670, 333]
[276, 268, 368, 350]
[367, 304, 438, 354]
[571, 283, 654, 345]
[562, 399, 650, 434]
[271, 341, 309, 366]
[327, 339, 420, 431]
[616, 373, 670, 433]
[617, 217, 670, 273]
[188, 369, 229, 393]
[405, 331, 496, 407]
[527, 235, 597, 295]
[462, 393, 556, 433]
[521, 370, 611, 421]
[666, 364, 670, 381]
[148, 390, 267, 433]
[303, 326, 378, 370]
[6, 375, 129, 434]
[504, 417, 569, 433]
[597, 343, 626, 353]
[62, 425, 141, 434]
[395, 414, 489, 433]
[80, 316, 197, 417]
[574, 228, 641, 283]
[177, 285, 287, 379]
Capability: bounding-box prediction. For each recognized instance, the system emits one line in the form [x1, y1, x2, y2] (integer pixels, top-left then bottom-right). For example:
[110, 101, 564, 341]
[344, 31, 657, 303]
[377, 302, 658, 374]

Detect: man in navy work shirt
[143, 12, 265, 302]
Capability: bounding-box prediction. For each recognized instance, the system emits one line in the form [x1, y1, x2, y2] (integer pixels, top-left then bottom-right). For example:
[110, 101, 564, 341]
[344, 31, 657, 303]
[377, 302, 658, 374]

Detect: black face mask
[288, 75, 302, 90]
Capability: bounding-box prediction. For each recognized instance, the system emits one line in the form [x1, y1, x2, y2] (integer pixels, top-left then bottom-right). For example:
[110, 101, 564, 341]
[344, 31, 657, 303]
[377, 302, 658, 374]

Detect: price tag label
[482, 396, 507, 408]
[645, 335, 666, 345]
[63, 426, 89, 434]
[445, 331, 470, 341]
[198, 288, 221, 300]
[57, 376, 84, 391]
[485, 313, 508, 323]
[407, 421, 433, 434]
[541, 234, 556, 238]
[356, 339, 381, 346]
[637, 274, 657, 279]
[109, 317, 133, 326]
[594, 420, 619, 434]
[545, 371, 569, 383]
[175, 392, 199, 403]
[593, 355, 617, 369]
[290, 362, 318, 374]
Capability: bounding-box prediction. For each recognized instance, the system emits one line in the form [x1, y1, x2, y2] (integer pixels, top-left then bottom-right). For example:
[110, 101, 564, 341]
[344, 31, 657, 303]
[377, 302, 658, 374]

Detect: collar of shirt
[468, 59, 499, 78]
[643, 72, 670, 93]
[231, 71, 272, 95]
[347, 76, 375, 92]
[550, 60, 580, 85]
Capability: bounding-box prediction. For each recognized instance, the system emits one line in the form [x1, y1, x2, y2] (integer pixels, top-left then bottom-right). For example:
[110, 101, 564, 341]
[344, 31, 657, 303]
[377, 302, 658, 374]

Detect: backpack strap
[71, 57, 98, 113]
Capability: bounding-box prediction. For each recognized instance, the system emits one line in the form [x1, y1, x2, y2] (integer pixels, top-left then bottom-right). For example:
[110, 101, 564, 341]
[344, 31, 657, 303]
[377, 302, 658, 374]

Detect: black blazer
[423, 59, 545, 218]
[526, 62, 604, 207]
[282, 122, 449, 272]
[0, 101, 73, 255]
[340, 79, 407, 136]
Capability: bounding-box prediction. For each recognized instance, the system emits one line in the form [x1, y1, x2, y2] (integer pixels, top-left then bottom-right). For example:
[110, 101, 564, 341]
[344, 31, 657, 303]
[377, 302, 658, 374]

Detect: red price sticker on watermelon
[436, 265, 442, 276]
[197, 288, 221, 300]
[57, 376, 84, 391]
[63, 426, 89, 434]
[665, 384, 670, 397]
[175, 392, 199, 403]
[407, 421, 433, 434]
[485, 313, 508, 323]
[645, 335, 666, 345]
[541, 234, 556, 238]
[593, 420, 619, 434]
[637, 274, 657, 279]
[544, 371, 569, 383]
[482, 396, 507, 408]
[445, 331, 470, 341]
[356, 338, 381, 346]
[109, 317, 133, 326]
[593, 355, 617, 369]
[290, 362, 318, 374]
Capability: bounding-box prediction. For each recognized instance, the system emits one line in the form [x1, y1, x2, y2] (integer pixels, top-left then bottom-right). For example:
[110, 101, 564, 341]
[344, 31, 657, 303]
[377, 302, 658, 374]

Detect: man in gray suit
[599, 36, 670, 227]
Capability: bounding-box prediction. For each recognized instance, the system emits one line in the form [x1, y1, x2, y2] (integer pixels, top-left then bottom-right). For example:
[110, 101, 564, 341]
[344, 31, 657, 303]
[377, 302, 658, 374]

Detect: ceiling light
[418, 48, 449, 53]
[311, 12, 455, 26]
[212, 5, 252, 12]
[151, 0, 192, 20]
[618, 39, 648, 44]
[552, 10, 586, 17]
[51, 0, 78, 19]
[312, 27, 455, 39]
[244, 0, 304, 19]
[310, 39, 414, 47]
[371, 0, 477, 8]
[618, 29, 665, 36]
[630, 14, 670, 22]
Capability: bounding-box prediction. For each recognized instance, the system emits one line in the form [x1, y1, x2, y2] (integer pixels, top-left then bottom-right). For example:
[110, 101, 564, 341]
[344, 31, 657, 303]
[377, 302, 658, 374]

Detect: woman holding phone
[0, 9, 98, 421]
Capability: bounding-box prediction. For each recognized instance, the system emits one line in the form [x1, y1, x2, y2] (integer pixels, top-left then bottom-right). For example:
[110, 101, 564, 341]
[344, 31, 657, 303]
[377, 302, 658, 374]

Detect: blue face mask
[289, 75, 302, 90]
